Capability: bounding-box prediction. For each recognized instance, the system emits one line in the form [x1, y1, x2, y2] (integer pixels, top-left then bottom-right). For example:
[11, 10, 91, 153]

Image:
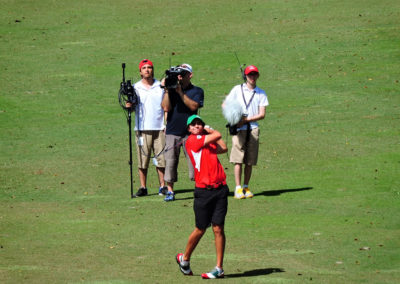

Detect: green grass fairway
[1, 0, 399, 283]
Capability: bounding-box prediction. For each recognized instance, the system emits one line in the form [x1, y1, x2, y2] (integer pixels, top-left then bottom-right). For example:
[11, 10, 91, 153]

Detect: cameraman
[126, 59, 167, 197]
[161, 63, 204, 202]
[223, 65, 269, 199]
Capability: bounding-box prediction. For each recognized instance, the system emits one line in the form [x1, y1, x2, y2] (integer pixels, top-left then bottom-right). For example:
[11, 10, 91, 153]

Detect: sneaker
[134, 187, 148, 197]
[176, 253, 193, 276]
[201, 267, 224, 279]
[164, 191, 175, 202]
[243, 187, 254, 198]
[234, 187, 245, 199]
[158, 186, 168, 196]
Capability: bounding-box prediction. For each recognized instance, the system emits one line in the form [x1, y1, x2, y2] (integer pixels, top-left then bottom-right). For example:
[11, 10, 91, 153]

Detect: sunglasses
[190, 120, 204, 126]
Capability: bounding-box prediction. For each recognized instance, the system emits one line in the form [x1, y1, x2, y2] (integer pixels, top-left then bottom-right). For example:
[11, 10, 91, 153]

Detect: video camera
[118, 63, 138, 110]
[164, 66, 186, 89]
[226, 123, 238, 135]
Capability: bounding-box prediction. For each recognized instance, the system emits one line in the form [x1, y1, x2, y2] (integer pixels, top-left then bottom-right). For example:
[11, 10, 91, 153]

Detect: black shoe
[135, 187, 148, 197]
[159, 186, 168, 196]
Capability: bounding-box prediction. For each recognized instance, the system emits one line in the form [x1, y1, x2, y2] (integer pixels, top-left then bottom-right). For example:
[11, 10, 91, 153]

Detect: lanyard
[241, 84, 256, 110]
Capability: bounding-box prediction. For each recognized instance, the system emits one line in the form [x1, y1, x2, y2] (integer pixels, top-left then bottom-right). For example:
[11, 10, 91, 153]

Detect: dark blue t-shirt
[166, 84, 204, 136]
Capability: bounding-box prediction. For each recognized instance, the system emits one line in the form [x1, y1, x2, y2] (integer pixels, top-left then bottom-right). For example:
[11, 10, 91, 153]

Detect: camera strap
[162, 137, 187, 155]
[138, 133, 187, 159]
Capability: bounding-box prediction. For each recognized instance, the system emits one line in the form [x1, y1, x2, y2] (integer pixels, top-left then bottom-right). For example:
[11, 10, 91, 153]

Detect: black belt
[197, 183, 225, 190]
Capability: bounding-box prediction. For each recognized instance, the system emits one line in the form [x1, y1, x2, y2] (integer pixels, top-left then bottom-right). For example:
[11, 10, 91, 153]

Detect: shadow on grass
[174, 188, 194, 194]
[255, 187, 313, 196]
[228, 187, 313, 197]
[143, 189, 193, 198]
[226, 268, 285, 278]
[168, 188, 194, 201]
[174, 187, 313, 200]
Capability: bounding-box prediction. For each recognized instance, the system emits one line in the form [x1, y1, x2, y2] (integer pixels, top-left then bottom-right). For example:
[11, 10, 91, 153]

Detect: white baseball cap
[180, 63, 193, 73]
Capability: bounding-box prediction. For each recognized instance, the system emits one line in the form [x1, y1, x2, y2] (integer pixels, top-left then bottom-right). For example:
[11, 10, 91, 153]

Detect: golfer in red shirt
[176, 114, 229, 279]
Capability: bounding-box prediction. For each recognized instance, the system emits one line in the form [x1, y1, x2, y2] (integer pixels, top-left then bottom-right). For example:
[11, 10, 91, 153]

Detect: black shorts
[193, 184, 229, 230]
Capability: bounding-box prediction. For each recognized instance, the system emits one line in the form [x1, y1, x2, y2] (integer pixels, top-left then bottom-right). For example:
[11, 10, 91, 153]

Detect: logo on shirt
[191, 150, 202, 171]
[197, 135, 202, 139]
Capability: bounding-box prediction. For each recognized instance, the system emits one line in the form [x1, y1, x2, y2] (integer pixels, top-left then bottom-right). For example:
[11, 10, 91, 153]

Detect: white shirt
[134, 79, 165, 131]
[226, 83, 269, 130]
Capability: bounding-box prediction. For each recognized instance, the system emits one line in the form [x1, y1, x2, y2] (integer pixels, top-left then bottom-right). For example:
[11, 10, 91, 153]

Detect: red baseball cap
[244, 65, 259, 75]
[139, 59, 153, 70]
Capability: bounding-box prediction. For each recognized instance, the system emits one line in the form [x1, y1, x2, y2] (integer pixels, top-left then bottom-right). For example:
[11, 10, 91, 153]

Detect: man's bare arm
[203, 127, 228, 154]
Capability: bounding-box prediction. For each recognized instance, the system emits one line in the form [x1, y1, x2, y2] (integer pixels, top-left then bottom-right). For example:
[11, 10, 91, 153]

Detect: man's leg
[135, 131, 150, 192]
[134, 131, 153, 197]
[183, 227, 206, 261]
[234, 163, 242, 187]
[133, 168, 148, 197]
[243, 165, 254, 198]
[166, 150, 179, 194]
[164, 135, 180, 194]
[153, 130, 166, 190]
[243, 164, 252, 186]
[167, 181, 174, 193]
[138, 168, 147, 188]
[212, 224, 225, 269]
[156, 167, 165, 188]
[234, 163, 245, 199]
[177, 227, 205, 276]
[243, 128, 258, 198]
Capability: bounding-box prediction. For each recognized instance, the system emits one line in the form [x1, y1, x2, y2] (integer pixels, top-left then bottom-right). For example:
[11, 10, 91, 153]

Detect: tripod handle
[122, 63, 126, 83]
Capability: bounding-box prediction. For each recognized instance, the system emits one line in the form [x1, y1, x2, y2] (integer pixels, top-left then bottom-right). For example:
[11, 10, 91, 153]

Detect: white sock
[180, 254, 189, 266]
[236, 185, 242, 190]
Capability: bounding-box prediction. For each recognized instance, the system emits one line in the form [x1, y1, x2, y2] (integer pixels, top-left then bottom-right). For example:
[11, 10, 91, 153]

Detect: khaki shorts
[135, 130, 166, 169]
[229, 127, 259, 165]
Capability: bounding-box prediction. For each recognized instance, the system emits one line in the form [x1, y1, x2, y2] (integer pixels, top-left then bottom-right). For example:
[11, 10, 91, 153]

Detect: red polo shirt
[185, 134, 226, 188]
